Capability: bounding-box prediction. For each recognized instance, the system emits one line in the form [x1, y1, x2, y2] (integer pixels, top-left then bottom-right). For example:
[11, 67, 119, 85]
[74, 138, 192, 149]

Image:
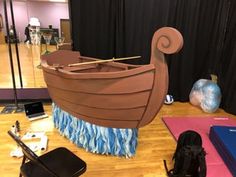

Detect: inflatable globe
[189, 79, 221, 113]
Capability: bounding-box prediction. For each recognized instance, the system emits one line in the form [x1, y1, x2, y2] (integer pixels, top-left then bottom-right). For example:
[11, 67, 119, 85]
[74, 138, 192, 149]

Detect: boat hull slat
[47, 87, 150, 109]
[56, 102, 139, 128]
[44, 71, 154, 94]
[52, 97, 145, 121]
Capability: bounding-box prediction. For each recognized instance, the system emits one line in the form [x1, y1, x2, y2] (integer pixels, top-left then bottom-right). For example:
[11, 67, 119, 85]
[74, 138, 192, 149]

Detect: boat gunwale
[41, 60, 156, 79]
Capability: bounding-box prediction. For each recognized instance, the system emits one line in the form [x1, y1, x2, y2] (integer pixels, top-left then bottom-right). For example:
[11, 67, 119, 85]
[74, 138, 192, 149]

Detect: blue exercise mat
[210, 126, 236, 177]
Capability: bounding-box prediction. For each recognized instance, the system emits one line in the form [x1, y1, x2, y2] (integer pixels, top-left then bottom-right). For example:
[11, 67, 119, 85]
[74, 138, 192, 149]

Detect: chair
[8, 130, 86, 177]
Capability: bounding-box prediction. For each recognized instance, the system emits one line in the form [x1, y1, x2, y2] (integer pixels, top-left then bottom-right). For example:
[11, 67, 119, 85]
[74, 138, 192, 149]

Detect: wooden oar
[68, 56, 141, 67]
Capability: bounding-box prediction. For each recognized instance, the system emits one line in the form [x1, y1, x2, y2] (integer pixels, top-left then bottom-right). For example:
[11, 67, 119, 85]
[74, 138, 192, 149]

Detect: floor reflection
[0, 43, 56, 88]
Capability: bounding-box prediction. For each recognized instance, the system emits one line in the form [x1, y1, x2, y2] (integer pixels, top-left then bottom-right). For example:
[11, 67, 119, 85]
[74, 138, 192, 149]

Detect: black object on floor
[8, 130, 87, 177]
[0, 104, 24, 114]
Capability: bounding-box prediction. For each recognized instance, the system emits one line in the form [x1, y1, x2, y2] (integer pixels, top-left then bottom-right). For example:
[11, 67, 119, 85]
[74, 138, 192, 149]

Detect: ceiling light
[49, 0, 67, 2]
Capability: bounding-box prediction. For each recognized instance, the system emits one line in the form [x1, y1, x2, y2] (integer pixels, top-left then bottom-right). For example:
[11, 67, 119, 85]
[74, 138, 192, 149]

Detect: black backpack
[164, 130, 207, 177]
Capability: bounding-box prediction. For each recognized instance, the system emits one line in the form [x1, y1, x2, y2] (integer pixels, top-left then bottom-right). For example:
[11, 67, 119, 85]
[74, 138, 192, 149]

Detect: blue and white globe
[189, 79, 221, 113]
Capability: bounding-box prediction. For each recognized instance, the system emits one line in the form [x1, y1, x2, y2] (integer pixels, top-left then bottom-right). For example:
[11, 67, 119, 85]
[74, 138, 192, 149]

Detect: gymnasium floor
[1, 102, 236, 177]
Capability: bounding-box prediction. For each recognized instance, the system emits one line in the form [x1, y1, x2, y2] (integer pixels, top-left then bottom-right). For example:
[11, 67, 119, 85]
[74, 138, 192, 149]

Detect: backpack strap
[163, 160, 175, 177]
[198, 148, 207, 177]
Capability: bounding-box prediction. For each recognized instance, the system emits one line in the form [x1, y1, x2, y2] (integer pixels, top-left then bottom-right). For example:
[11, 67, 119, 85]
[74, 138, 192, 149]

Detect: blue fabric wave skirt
[52, 103, 138, 157]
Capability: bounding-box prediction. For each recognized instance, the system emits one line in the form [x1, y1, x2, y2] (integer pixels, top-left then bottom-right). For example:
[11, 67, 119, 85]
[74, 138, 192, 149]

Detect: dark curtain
[117, 0, 171, 64]
[70, 0, 116, 58]
[218, 0, 236, 114]
[70, 0, 172, 64]
[166, 0, 229, 101]
[69, 0, 236, 115]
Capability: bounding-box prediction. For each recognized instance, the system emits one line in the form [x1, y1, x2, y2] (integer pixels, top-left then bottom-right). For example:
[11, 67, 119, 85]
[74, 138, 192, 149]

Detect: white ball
[164, 95, 174, 105]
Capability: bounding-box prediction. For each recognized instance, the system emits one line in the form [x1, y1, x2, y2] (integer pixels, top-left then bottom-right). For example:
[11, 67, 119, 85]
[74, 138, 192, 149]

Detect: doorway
[60, 19, 71, 43]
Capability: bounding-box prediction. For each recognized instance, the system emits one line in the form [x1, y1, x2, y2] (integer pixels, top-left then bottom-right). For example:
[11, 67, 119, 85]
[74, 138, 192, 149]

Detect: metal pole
[9, 0, 23, 88]
[3, 0, 18, 107]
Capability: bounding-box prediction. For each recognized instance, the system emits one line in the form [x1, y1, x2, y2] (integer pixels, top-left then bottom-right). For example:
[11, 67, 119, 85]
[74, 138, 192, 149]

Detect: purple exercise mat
[162, 116, 236, 177]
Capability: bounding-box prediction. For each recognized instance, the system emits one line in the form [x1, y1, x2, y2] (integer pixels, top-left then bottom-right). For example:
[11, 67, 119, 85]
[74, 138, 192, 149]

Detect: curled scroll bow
[155, 27, 183, 54]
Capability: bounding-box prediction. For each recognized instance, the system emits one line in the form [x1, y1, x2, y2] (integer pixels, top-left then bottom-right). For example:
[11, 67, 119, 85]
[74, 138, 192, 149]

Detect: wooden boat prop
[41, 27, 183, 129]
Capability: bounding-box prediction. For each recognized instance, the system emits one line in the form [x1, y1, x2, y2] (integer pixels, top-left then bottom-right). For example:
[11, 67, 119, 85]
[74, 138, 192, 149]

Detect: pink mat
[162, 116, 236, 177]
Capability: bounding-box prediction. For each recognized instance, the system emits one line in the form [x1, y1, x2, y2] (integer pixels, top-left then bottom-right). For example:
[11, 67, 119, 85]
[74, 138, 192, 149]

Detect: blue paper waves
[52, 103, 138, 157]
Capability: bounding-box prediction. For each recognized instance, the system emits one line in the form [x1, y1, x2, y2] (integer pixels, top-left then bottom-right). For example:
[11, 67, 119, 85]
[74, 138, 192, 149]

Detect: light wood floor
[0, 102, 235, 177]
[0, 43, 56, 88]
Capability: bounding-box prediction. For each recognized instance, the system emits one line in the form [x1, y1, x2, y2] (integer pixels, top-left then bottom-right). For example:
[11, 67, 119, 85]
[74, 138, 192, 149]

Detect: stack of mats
[210, 126, 236, 177]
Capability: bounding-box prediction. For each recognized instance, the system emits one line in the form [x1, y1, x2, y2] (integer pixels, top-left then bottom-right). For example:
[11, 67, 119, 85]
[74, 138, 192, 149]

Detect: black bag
[164, 130, 207, 177]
